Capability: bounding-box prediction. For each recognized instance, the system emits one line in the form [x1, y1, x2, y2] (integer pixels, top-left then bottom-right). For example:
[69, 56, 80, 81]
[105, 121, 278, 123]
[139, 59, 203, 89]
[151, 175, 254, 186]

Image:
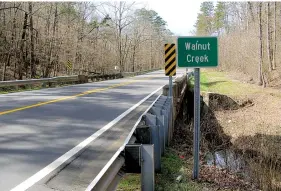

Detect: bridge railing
[87, 72, 193, 191]
[0, 69, 162, 89]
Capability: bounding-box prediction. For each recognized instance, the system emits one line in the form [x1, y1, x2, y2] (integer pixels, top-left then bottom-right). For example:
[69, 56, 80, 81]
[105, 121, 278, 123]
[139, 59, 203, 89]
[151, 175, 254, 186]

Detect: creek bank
[200, 91, 281, 191]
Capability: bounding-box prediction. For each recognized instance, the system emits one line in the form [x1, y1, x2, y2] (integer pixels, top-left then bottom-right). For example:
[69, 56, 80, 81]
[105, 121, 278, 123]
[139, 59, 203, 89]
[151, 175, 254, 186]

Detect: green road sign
[177, 36, 218, 68]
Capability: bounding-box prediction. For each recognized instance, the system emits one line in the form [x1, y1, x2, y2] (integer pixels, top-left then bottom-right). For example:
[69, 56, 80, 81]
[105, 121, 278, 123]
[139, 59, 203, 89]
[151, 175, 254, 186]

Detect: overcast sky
[143, 0, 204, 36]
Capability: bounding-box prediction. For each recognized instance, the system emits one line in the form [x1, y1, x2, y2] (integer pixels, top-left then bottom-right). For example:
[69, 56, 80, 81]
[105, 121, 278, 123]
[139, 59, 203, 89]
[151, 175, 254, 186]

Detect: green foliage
[134, 8, 167, 33]
[59, 3, 78, 18]
[200, 2, 214, 17]
[89, 20, 99, 28]
[214, 2, 226, 34]
[155, 149, 204, 191]
[117, 174, 141, 191]
[195, 2, 214, 35]
[88, 14, 111, 30]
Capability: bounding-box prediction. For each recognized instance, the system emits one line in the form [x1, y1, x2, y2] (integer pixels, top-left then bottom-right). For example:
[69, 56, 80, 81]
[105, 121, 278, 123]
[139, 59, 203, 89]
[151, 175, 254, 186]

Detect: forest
[195, 2, 281, 87]
[0, 2, 173, 81]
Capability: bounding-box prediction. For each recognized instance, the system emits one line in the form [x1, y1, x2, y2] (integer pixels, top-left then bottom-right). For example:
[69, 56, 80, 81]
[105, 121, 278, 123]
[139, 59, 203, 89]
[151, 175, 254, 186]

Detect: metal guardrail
[122, 68, 161, 77]
[0, 69, 162, 89]
[0, 75, 79, 88]
[87, 72, 193, 191]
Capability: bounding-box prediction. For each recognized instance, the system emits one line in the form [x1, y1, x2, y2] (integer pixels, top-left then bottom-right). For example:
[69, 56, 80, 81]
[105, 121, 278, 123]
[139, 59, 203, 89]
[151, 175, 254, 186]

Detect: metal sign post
[193, 68, 200, 179]
[169, 76, 172, 97]
[176, 36, 218, 180]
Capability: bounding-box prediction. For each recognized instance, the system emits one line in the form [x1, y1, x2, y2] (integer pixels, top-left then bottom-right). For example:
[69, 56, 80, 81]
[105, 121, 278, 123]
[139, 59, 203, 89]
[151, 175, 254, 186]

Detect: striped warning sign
[165, 43, 176, 76]
[66, 60, 72, 70]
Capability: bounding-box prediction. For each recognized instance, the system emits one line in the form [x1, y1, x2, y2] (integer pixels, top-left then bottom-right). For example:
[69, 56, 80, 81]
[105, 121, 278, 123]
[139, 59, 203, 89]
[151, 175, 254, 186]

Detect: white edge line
[10, 85, 164, 191]
[85, 74, 184, 191]
[85, 94, 162, 191]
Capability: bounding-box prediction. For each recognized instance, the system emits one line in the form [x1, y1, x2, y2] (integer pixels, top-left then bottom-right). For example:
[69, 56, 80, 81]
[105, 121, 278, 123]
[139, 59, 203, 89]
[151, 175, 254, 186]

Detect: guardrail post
[141, 145, 154, 191]
[165, 97, 173, 146]
[42, 82, 46, 88]
[161, 106, 169, 146]
[149, 106, 165, 156]
[145, 113, 161, 172]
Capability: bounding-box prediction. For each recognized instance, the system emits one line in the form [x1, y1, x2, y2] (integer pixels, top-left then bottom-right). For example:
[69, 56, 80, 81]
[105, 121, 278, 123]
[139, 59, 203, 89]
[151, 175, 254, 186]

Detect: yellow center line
[0, 77, 153, 116]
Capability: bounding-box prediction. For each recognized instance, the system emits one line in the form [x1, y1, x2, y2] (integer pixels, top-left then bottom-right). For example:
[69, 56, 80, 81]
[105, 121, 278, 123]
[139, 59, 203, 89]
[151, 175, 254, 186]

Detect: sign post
[177, 36, 218, 180]
[193, 68, 200, 179]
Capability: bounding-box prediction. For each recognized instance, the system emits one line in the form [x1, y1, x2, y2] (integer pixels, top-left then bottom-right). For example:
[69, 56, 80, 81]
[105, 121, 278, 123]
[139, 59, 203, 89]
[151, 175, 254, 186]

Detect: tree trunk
[248, 2, 255, 22]
[1, 3, 7, 81]
[258, 3, 265, 86]
[150, 34, 153, 70]
[2, 54, 9, 81]
[75, 5, 85, 75]
[12, 4, 17, 79]
[118, 27, 122, 72]
[273, 2, 276, 70]
[267, 2, 272, 72]
[246, 2, 249, 31]
[53, 3, 59, 77]
[44, 4, 52, 77]
[132, 44, 136, 72]
[47, 3, 58, 77]
[29, 2, 36, 78]
[123, 34, 130, 72]
[118, 2, 123, 72]
[19, 12, 28, 80]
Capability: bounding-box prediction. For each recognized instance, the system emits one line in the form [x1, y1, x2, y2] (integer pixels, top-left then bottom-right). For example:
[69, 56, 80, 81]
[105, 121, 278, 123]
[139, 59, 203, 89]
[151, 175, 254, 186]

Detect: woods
[195, 2, 281, 87]
[0, 2, 172, 81]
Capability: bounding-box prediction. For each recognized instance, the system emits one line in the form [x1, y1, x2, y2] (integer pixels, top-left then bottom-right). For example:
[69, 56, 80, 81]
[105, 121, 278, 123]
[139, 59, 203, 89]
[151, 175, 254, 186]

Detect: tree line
[195, 2, 281, 87]
[0, 2, 173, 81]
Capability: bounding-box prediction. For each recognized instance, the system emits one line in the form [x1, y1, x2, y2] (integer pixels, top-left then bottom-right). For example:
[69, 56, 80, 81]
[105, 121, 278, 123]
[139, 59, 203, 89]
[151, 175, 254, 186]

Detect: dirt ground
[201, 70, 281, 136]
[205, 70, 281, 157]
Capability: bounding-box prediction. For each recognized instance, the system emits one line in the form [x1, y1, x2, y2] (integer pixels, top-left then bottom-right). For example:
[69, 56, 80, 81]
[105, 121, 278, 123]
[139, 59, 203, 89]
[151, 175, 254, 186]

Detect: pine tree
[195, 2, 214, 35]
[214, 2, 227, 35]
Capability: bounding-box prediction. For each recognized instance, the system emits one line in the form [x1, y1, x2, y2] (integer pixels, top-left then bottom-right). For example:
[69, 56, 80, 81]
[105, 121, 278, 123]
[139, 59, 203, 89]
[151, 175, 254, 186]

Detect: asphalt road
[0, 69, 185, 191]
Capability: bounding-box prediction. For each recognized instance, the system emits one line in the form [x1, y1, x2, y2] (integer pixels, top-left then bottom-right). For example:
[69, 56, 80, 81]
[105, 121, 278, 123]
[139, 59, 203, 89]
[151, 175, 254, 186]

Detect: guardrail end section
[124, 144, 155, 191]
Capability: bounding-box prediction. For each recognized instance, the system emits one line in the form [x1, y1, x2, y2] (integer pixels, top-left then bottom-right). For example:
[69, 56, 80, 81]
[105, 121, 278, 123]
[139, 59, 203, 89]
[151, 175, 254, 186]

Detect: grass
[0, 86, 42, 94]
[117, 174, 141, 191]
[198, 70, 260, 96]
[155, 150, 203, 191]
[117, 149, 204, 191]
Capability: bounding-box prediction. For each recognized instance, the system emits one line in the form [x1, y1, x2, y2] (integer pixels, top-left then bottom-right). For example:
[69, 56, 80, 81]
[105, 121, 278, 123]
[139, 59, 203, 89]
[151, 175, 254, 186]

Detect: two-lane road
[0, 69, 185, 191]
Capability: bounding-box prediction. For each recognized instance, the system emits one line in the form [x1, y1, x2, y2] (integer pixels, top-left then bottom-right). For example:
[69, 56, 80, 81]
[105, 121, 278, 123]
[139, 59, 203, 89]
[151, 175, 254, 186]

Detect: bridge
[0, 69, 190, 191]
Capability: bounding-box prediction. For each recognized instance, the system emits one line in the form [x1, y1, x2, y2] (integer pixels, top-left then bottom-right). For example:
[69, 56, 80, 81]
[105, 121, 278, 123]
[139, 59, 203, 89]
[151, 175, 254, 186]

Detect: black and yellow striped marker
[164, 43, 176, 76]
[66, 60, 72, 70]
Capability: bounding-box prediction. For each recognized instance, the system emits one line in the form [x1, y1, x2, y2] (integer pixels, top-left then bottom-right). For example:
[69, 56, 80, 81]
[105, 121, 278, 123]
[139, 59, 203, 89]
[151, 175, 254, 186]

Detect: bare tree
[19, 10, 28, 80]
[258, 3, 265, 86]
[29, 2, 36, 78]
[106, 1, 134, 72]
[273, 2, 276, 70]
[0, 2, 171, 81]
[267, 2, 272, 72]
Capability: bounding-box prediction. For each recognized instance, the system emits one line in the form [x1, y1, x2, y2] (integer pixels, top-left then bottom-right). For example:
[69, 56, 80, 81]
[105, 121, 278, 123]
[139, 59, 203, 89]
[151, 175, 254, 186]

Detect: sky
[143, 0, 205, 36]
